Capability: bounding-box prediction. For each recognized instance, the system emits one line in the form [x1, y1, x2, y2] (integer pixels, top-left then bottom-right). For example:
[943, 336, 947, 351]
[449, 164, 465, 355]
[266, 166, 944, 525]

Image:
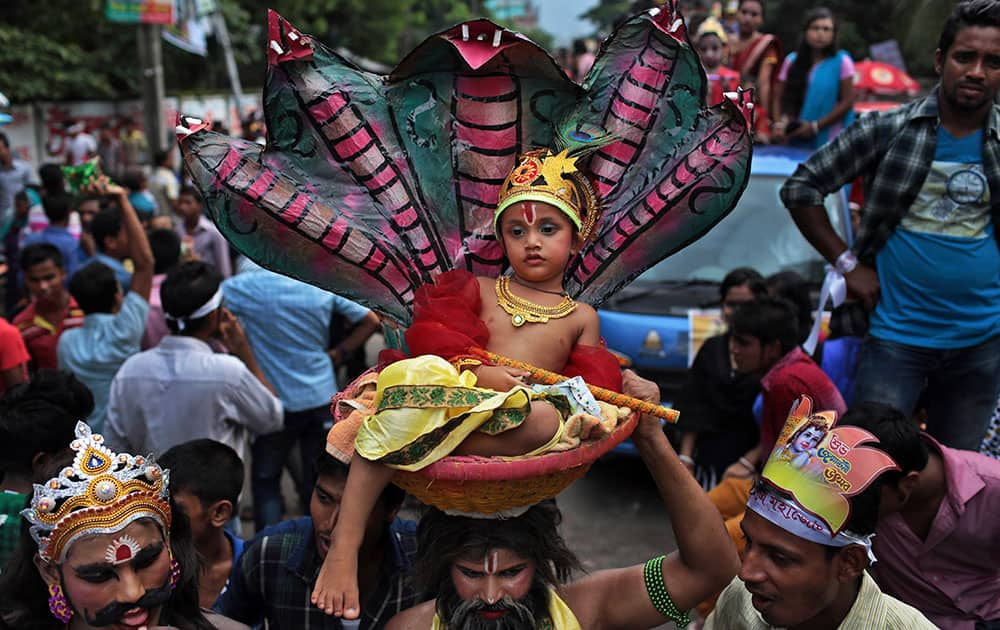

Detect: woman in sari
[729, 0, 781, 139]
[772, 7, 856, 150]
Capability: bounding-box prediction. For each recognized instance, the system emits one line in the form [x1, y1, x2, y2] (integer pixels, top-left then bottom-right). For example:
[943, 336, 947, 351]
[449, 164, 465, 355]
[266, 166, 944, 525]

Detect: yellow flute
[468, 348, 680, 423]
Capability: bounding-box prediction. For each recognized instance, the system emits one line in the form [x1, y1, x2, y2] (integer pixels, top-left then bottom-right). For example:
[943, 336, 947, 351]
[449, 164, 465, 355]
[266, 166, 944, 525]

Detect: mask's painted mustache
[86, 580, 172, 627]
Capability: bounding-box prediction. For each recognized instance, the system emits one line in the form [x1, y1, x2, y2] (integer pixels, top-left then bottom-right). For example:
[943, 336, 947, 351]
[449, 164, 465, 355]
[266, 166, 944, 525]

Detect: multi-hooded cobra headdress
[177, 1, 754, 326]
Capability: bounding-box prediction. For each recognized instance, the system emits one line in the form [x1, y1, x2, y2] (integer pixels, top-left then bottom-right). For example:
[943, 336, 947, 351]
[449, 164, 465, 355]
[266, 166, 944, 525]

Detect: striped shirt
[13, 298, 84, 370]
[219, 516, 419, 630]
[705, 573, 935, 629]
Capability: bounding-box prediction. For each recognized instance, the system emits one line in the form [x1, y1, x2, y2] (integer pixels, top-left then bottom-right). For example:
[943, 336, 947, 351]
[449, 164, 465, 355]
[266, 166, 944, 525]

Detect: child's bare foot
[311, 547, 360, 618]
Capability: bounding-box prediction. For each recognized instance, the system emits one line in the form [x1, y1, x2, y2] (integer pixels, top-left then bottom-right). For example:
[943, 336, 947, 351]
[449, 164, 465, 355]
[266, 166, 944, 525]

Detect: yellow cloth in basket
[354, 355, 561, 471]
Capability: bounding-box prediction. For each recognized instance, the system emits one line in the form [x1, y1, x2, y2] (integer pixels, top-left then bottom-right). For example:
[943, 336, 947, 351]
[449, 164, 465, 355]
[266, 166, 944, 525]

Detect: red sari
[731, 33, 782, 137]
[730, 32, 781, 82]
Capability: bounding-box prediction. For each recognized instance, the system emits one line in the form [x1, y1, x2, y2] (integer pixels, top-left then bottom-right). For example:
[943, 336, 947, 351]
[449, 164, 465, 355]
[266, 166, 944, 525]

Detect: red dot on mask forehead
[115, 545, 132, 562]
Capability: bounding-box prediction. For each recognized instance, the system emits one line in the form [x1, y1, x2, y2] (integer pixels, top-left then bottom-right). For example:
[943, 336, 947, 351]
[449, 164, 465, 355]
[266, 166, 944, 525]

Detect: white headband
[165, 288, 223, 331]
[747, 485, 877, 564]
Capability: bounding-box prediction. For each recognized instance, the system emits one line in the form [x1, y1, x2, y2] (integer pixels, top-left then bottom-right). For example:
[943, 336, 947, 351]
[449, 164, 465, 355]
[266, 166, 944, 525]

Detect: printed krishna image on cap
[772, 409, 839, 478]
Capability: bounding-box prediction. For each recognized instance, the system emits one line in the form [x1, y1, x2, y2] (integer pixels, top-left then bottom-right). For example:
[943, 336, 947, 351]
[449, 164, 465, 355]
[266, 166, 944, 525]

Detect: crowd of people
[687, 0, 856, 147]
[0, 1, 998, 629]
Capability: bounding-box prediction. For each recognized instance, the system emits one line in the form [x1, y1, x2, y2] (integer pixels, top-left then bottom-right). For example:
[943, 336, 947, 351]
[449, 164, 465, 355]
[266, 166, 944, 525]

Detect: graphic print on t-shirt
[902, 157, 990, 238]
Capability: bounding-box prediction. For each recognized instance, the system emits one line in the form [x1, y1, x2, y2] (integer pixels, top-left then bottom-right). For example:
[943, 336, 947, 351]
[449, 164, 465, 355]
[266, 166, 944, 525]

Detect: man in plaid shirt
[218, 451, 419, 629]
[781, 0, 1000, 451]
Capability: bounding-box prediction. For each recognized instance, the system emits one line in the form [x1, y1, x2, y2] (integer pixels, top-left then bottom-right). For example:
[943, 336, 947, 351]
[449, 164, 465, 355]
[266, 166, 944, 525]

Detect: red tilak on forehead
[522, 205, 536, 225]
[105, 534, 142, 565]
[484, 550, 499, 575]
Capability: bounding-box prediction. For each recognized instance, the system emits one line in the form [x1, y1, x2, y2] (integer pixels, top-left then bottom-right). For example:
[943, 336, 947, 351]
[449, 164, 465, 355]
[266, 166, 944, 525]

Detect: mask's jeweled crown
[22, 422, 171, 563]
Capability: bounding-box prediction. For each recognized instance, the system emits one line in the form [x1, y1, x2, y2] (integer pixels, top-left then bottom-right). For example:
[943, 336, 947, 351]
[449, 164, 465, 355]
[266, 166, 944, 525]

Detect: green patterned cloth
[0, 491, 28, 574]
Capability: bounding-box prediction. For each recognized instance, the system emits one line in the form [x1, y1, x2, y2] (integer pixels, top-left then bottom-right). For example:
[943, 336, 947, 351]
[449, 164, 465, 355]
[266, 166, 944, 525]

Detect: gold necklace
[495, 276, 577, 327]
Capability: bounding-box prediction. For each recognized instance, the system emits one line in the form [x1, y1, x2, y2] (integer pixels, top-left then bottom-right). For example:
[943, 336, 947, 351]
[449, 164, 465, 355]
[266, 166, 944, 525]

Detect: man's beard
[437, 576, 551, 629]
[944, 81, 991, 113]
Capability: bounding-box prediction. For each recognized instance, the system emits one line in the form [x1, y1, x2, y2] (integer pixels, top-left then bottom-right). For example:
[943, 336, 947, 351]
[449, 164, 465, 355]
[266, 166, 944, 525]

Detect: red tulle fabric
[397, 270, 623, 393]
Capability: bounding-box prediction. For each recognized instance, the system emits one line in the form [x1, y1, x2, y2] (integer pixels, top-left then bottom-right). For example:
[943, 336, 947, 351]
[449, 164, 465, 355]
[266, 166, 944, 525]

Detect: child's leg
[453, 400, 561, 456]
[311, 456, 396, 618]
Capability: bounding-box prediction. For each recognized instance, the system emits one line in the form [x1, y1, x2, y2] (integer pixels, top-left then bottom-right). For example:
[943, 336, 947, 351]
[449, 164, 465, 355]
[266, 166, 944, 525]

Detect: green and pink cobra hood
[177, 1, 754, 325]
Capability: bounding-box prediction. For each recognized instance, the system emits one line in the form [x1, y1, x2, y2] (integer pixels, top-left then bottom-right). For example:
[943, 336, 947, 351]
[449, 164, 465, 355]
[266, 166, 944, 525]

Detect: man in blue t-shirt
[781, 0, 1000, 450]
[223, 258, 381, 530]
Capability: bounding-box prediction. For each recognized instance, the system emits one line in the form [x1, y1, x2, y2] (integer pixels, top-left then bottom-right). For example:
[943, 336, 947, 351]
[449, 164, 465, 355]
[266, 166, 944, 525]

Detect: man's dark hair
[76, 192, 104, 210]
[149, 228, 182, 275]
[68, 261, 120, 314]
[840, 402, 929, 485]
[730, 297, 800, 355]
[0, 132, 8, 149]
[720, 267, 766, 301]
[179, 185, 202, 203]
[939, 0, 1000, 55]
[19, 242, 64, 272]
[38, 163, 66, 197]
[415, 501, 582, 597]
[837, 482, 883, 539]
[42, 192, 72, 224]
[0, 369, 94, 477]
[154, 149, 171, 167]
[121, 167, 146, 192]
[313, 450, 405, 511]
[159, 439, 244, 510]
[161, 261, 222, 335]
[91, 206, 123, 253]
[766, 271, 812, 344]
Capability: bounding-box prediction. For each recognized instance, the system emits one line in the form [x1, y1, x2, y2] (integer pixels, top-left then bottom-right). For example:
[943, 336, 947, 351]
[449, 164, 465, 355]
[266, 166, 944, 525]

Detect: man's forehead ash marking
[484, 550, 499, 575]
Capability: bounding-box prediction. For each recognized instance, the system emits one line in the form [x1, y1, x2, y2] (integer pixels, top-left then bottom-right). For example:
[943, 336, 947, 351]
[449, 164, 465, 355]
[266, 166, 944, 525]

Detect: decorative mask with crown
[747, 396, 898, 562]
[22, 422, 171, 564]
[494, 149, 602, 243]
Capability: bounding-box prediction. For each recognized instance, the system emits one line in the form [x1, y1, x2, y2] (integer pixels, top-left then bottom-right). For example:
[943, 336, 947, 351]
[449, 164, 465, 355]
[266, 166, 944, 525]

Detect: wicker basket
[331, 370, 638, 515]
[393, 411, 637, 514]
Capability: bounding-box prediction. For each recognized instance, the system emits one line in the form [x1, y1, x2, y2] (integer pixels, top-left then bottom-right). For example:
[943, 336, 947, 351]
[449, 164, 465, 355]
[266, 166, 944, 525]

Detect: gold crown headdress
[695, 16, 728, 44]
[494, 149, 602, 242]
[747, 396, 898, 560]
[22, 422, 171, 563]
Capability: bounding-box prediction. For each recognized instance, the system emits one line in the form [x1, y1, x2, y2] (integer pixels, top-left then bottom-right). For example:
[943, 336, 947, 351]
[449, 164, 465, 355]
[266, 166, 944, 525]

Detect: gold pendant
[495, 276, 576, 326]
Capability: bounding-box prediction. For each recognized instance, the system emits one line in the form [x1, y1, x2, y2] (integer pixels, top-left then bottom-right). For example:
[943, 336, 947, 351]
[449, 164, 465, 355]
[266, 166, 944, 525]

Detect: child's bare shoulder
[475, 275, 495, 289]
[575, 300, 597, 317]
[574, 301, 601, 345]
[475, 275, 496, 299]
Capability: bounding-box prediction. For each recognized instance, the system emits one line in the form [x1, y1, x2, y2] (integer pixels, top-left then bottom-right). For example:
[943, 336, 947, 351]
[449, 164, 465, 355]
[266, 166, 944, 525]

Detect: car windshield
[635, 174, 847, 285]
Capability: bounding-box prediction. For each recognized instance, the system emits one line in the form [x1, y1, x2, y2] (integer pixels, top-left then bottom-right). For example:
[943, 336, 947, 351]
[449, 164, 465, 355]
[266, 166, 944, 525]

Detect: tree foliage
[1, 0, 139, 101]
[2, 0, 548, 103]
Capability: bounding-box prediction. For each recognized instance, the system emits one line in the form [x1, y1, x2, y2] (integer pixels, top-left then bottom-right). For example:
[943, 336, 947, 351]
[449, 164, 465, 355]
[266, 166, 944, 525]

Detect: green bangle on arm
[643, 555, 692, 628]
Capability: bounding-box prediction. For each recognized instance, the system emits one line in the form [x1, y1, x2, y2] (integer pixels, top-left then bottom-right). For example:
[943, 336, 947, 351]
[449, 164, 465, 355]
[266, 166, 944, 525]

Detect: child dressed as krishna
[311, 148, 629, 619]
[176, 2, 756, 622]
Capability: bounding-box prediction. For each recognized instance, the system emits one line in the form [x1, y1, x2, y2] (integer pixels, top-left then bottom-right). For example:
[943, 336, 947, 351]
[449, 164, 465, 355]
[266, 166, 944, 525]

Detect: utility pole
[211, 9, 245, 123]
[137, 23, 167, 157]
